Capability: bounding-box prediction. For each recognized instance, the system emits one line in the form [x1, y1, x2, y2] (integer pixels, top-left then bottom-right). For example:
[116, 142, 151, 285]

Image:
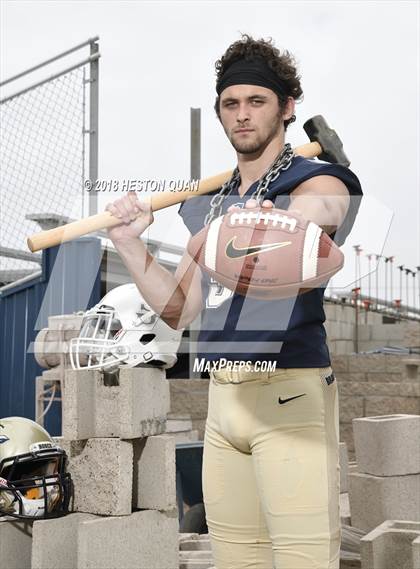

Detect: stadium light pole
[353, 245, 362, 295]
[366, 254, 372, 301]
[411, 270, 416, 311]
[417, 266, 420, 310]
[375, 254, 383, 308]
[384, 256, 394, 310]
[397, 265, 404, 307]
[389, 256, 394, 307]
[404, 268, 411, 313]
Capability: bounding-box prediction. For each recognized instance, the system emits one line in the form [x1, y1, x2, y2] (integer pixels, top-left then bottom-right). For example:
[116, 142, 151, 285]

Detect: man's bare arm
[114, 238, 204, 330]
[105, 192, 204, 330]
[289, 175, 350, 234]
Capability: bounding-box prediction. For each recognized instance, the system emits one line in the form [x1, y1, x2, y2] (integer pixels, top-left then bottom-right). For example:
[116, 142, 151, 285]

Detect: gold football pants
[203, 366, 340, 569]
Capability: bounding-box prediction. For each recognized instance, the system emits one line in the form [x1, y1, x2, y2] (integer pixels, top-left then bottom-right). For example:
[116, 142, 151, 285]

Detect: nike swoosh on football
[225, 237, 292, 259]
[278, 393, 306, 405]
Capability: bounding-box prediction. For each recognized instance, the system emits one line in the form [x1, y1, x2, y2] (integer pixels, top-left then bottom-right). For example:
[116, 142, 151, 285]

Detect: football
[187, 207, 344, 300]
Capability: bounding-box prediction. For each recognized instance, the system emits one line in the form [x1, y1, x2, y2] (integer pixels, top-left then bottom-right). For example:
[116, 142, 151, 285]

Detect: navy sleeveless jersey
[178, 156, 363, 367]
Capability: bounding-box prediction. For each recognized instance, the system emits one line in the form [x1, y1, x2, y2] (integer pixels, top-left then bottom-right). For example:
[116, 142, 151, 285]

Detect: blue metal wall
[0, 238, 102, 435]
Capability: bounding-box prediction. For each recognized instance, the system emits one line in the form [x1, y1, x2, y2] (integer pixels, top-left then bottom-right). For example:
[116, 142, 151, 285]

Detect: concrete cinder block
[404, 322, 420, 349]
[359, 340, 405, 352]
[171, 430, 200, 444]
[326, 339, 336, 355]
[179, 537, 212, 551]
[331, 355, 349, 373]
[348, 461, 358, 474]
[338, 396, 364, 423]
[339, 558, 361, 569]
[370, 323, 405, 341]
[366, 311, 384, 325]
[93, 374, 121, 437]
[324, 303, 338, 320]
[26, 510, 179, 569]
[339, 442, 349, 494]
[364, 396, 420, 419]
[343, 355, 409, 375]
[339, 423, 355, 455]
[77, 509, 179, 569]
[119, 367, 170, 438]
[342, 305, 356, 321]
[402, 382, 420, 397]
[348, 471, 420, 532]
[132, 434, 177, 511]
[179, 550, 213, 559]
[348, 354, 387, 373]
[339, 382, 420, 400]
[337, 372, 367, 383]
[403, 358, 420, 380]
[365, 372, 405, 383]
[385, 354, 409, 373]
[0, 518, 32, 569]
[57, 438, 133, 516]
[353, 414, 420, 476]
[360, 520, 420, 569]
[169, 379, 210, 421]
[62, 369, 96, 440]
[339, 381, 399, 397]
[357, 341, 383, 352]
[341, 322, 355, 340]
[179, 532, 210, 542]
[339, 493, 351, 526]
[357, 325, 372, 342]
[166, 414, 193, 433]
[332, 340, 355, 356]
[191, 418, 207, 441]
[32, 513, 95, 569]
[63, 367, 170, 439]
[165, 414, 199, 443]
[179, 550, 214, 569]
[56, 434, 178, 515]
[325, 321, 341, 340]
[413, 534, 420, 569]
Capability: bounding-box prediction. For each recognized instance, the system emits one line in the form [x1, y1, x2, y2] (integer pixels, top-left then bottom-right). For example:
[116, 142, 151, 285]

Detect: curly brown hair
[214, 34, 303, 130]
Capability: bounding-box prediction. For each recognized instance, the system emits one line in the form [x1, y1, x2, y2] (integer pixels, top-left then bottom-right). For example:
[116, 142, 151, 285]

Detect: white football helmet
[69, 283, 183, 371]
[0, 417, 72, 519]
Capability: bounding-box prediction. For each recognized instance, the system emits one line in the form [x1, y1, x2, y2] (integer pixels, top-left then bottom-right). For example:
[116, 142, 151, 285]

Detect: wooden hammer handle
[27, 141, 322, 253]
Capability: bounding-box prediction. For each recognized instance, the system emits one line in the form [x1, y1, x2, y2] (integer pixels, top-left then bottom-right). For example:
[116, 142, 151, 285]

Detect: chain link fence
[0, 38, 99, 286]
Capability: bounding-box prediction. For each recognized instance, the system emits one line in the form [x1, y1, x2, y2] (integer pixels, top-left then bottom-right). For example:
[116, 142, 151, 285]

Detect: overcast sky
[1, 0, 419, 301]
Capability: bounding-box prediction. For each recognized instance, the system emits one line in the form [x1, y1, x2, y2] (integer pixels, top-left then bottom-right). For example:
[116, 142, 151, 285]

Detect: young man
[106, 35, 362, 569]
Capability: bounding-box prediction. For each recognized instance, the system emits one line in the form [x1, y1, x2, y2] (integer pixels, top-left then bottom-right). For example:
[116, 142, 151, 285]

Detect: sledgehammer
[27, 115, 349, 253]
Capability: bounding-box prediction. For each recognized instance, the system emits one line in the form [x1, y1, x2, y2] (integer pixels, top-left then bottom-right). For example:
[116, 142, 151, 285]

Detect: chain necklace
[204, 142, 294, 226]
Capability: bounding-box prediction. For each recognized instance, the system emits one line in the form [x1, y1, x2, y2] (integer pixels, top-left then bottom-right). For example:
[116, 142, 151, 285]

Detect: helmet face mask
[70, 308, 128, 370]
[70, 284, 183, 372]
[0, 418, 72, 520]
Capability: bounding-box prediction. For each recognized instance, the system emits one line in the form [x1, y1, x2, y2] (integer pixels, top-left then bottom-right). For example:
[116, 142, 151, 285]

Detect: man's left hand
[227, 198, 276, 212]
[228, 198, 303, 217]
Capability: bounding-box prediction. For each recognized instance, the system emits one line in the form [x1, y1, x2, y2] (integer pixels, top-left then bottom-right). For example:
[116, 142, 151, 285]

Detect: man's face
[218, 85, 293, 155]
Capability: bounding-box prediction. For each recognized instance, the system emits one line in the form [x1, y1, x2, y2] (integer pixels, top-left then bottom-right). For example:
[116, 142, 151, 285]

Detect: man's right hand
[105, 191, 154, 243]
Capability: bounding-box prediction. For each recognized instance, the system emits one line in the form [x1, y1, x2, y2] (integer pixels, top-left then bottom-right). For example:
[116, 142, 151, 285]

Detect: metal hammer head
[303, 115, 350, 167]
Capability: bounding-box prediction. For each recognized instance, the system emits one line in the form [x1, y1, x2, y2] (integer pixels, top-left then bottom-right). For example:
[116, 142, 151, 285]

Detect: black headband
[216, 57, 288, 99]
